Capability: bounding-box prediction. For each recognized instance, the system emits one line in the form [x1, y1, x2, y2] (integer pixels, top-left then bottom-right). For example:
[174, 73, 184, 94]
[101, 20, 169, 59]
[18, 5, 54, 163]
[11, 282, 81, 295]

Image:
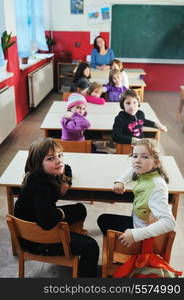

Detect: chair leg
[72, 256, 79, 278]
[102, 236, 108, 278]
[19, 255, 25, 278]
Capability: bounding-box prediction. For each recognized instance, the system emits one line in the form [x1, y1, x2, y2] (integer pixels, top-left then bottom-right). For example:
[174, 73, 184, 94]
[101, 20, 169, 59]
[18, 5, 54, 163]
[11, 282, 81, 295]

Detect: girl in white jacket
[97, 138, 175, 246]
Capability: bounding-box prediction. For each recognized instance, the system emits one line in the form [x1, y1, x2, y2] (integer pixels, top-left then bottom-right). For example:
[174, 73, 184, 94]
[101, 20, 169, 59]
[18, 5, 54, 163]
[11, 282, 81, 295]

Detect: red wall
[51, 30, 183, 93]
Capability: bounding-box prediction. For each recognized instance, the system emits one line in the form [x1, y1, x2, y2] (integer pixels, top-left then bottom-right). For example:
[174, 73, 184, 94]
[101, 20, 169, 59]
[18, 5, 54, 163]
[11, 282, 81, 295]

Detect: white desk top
[41, 102, 160, 132]
[0, 151, 183, 194]
[91, 69, 146, 86]
[48, 101, 120, 114]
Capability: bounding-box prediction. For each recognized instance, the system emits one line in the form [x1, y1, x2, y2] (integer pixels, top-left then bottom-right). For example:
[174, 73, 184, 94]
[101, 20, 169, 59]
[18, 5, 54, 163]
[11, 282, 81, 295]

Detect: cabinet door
[0, 86, 16, 144]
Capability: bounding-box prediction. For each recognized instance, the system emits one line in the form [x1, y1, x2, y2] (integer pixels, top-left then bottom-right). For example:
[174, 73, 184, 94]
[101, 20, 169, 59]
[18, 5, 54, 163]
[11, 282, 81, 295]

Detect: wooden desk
[91, 69, 146, 101]
[41, 102, 161, 140]
[0, 151, 183, 220]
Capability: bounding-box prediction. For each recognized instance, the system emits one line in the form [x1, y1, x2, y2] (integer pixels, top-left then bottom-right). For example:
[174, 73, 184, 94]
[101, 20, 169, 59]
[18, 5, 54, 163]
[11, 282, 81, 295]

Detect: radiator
[28, 60, 54, 108]
[0, 86, 16, 144]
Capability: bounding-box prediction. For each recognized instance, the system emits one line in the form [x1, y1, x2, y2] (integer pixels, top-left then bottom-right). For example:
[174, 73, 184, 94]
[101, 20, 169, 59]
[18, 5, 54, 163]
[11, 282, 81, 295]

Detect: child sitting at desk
[70, 62, 91, 92]
[85, 82, 106, 105]
[14, 137, 99, 277]
[97, 138, 175, 245]
[103, 69, 127, 102]
[112, 89, 167, 145]
[110, 59, 129, 89]
[61, 93, 91, 141]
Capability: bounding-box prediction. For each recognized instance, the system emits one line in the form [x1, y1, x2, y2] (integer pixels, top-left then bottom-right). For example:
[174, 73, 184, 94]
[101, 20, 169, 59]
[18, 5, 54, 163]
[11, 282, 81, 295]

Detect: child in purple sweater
[103, 69, 127, 102]
[61, 93, 91, 141]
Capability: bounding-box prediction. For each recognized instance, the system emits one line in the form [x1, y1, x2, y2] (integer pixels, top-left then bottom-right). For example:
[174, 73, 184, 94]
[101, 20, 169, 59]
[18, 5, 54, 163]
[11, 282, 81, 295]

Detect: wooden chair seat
[102, 229, 176, 277]
[62, 92, 73, 101]
[54, 138, 92, 153]
[6, 214, 83, 278]
[115, 143, 132, 155]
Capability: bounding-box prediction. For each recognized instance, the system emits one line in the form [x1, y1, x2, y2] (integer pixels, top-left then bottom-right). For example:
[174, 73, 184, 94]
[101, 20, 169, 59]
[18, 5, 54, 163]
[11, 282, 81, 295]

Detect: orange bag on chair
[114, 237, 182, 278]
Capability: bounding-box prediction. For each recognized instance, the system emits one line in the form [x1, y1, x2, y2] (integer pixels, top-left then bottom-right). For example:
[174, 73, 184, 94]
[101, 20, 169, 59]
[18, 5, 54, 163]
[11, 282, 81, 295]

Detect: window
[15, 0, 48, 58]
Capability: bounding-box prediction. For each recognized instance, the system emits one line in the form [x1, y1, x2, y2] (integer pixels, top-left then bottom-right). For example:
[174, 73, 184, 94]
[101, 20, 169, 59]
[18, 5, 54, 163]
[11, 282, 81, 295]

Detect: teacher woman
[90, 35, 115, 70]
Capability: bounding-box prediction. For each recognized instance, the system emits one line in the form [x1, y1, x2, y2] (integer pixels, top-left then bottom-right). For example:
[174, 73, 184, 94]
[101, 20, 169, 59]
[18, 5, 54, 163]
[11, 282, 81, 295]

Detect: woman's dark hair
[93, 35, 108, 52]
[119, 89, 140, 110]
[73, 61, 91, 83]
[23, 138, 63, 184]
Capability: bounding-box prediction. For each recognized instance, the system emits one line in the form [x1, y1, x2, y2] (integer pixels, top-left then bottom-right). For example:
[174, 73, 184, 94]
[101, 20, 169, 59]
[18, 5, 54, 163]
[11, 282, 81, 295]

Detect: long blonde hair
[132, 138, 169, 183]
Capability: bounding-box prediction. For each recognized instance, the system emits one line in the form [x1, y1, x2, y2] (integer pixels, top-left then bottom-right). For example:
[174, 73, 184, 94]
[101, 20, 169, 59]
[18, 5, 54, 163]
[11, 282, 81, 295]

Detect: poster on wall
[87, 5, 111, 24]
[71, 0, 84, 14]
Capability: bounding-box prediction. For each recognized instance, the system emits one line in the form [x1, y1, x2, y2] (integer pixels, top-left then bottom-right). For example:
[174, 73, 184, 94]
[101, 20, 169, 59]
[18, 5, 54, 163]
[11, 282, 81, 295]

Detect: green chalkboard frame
[111, 5, 184, 61]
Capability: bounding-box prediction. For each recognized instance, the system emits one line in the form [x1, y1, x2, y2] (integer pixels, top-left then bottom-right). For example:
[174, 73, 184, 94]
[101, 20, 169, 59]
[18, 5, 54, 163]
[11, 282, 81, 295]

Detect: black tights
[97, 213, 133, 235]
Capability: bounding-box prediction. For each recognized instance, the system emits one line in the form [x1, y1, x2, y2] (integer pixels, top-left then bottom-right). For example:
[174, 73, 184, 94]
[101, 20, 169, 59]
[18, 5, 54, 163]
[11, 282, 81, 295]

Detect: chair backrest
[131, 86, 143, 102]
[62, 92, 73, 101]
[6, 215, 72, 259]
[54, 138, 92, 153]
[106, 230, 176, 264]
[115, 143, 132, 155]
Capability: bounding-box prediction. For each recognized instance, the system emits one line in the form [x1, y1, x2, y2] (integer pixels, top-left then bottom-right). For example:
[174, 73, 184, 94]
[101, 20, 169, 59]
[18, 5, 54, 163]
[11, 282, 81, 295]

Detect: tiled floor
[0, 90, 184, 278]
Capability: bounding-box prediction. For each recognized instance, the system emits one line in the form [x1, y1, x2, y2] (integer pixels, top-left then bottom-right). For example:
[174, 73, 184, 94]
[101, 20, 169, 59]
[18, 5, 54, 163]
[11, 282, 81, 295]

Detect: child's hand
[155, 123, 168, 132]
[159, 124, 168, 132]
[113, 182, 125, 194]
[60, 182, 70, 196]
[64, 111, 73, 118]
[147, 213, 158, 224]
[118, 229, 135, 247]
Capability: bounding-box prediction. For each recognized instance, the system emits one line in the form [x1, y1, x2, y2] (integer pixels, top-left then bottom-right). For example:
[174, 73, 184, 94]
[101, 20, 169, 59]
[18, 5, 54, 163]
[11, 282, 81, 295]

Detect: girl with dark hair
[70, 61, 91, 92]
[112, 89, 167, 144]
[14, 137, 99, 277]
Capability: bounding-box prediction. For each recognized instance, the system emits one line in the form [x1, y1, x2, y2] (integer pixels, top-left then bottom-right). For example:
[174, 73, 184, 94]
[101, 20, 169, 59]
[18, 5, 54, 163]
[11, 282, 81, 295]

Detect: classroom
[0, 0, 184, 286]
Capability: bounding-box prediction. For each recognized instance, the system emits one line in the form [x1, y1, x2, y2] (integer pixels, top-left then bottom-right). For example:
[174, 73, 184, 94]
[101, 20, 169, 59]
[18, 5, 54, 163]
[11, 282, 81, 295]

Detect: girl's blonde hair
[132, 138, 169, 183]
[23, 138, 63, 185]
[110, 59, 124, 71]
[87, 82, 103, 95]
[108, 69, 121, 86]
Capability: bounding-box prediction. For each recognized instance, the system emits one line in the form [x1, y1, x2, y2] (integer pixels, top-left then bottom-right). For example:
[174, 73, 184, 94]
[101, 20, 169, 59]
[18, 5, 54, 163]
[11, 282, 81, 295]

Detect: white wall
[3, 0, 16, 35]
[44, 0, 110, 32]
[44, 0, 184, 32]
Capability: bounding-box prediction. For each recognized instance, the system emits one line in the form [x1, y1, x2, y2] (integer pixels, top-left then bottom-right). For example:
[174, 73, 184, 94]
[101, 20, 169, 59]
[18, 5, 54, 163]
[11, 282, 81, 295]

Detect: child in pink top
[85, 82, 106, 105]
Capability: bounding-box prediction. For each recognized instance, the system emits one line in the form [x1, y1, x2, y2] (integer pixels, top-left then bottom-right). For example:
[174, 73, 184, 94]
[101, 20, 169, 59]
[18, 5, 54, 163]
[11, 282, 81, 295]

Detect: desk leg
[155, 130, 160, 141]
[6, 187, 17, 256]
[44, 129, 48, 137]
[172, 193, 179, 219]
[7, 187, 14, 215]
[141, 86, 144, 102]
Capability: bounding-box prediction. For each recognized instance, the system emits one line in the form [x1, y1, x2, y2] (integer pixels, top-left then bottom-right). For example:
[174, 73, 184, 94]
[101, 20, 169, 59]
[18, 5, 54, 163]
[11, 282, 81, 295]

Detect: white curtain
[15, 0, 48, 58]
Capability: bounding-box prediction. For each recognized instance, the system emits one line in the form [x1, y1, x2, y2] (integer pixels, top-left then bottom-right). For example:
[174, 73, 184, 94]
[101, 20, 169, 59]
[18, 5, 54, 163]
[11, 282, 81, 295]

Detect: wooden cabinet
[57, 62, 77, 93]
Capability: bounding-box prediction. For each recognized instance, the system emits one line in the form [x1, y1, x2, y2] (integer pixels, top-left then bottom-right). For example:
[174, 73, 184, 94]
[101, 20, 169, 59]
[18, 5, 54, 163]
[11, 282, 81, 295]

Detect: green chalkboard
[111, 5, 184, 60]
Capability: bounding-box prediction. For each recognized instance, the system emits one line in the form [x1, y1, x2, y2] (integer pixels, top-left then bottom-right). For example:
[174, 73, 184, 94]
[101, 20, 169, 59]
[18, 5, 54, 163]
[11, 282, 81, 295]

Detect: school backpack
[113, 237, 182, 278]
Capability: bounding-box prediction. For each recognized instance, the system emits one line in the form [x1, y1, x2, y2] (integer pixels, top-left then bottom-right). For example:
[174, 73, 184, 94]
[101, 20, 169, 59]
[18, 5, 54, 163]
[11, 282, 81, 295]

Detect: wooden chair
[115, 143, 132, 154]
[102, 229, 176, 278]
[6, 214, 82, 278]
[131, 86, 144, 102]
[54, 138, 92, 153]
[62, 92, 73, 101]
